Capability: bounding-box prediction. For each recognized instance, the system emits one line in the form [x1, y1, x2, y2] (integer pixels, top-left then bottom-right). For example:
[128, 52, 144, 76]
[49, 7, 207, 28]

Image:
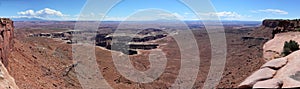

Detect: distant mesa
[263, 19, 300, 28]
[262, 19, 300, 36]
[29, 28, 168, 55]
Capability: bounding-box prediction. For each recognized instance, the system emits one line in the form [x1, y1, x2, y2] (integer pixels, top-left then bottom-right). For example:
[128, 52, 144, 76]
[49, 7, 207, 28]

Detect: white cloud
[17, 10, 35, 16]
[35, 8, 65, 16]
[17, 8, 67, 19]
[110, 9, 187, 21]
[13, 8, 255, 21]
[198, 11, 245, 20]
[216, 12, 242, 17]
[254, 9, 288, 14]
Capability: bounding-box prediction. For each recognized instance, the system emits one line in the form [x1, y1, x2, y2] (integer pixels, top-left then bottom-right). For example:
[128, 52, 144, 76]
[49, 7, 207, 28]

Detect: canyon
[1, 18, 300, 88]
[28, 28, 167, 55]
[10, 21, 267, 88]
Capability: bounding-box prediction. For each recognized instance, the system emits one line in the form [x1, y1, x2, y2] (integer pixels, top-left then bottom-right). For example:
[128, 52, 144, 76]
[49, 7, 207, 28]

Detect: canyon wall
[263, 19, 300, 28]
[263, 19, 300, 36]
[0, 18, 14, 67]
[0, 18, 19, 89]
[250, 19, 300, 40]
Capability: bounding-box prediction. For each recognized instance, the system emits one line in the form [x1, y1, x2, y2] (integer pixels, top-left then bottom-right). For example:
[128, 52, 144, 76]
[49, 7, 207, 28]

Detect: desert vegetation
[282, 40, 299, 56]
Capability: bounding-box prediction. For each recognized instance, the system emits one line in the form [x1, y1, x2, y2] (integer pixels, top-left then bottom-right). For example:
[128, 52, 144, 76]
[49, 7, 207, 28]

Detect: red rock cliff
[0, 18, 14, 67]
[263, 19, 300, 33]
[263, 19, 300, 28]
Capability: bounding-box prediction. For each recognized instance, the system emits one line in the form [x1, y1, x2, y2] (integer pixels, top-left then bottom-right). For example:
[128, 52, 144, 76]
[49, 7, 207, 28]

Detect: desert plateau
[1, 0, 300, 89]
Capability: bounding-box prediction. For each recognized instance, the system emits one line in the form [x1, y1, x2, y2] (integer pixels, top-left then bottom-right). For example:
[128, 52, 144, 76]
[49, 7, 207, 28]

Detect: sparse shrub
[296, 28, 300, 32]
[282, 40, 299, 56]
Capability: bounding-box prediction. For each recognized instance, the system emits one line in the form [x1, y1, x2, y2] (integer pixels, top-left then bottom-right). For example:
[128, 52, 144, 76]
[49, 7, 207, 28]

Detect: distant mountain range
[11, 17, 261, 26]
[12, 17, 45, 21]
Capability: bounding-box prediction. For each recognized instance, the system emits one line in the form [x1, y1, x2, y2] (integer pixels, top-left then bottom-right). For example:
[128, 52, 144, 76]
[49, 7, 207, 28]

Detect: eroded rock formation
[263, 19, 300, 29]
[29, 28, 167, 55]
[262, 19, 300, 38]
[0, 18, 19, 89]
[0, 18, 14, 67]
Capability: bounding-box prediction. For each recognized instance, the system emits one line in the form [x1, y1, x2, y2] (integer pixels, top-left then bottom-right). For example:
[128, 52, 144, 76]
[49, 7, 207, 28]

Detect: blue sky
[0, 0, 298, 21]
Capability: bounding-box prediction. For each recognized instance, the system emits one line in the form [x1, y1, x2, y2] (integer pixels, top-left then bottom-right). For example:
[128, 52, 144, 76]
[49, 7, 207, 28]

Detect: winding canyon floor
[7, 24, 269, 88]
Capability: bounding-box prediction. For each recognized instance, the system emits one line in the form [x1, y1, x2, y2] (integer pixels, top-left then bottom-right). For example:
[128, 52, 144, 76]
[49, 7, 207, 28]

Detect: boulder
[253, 79, 283, 88]
[238, 67, 276, 88]
[261, 57, 288, 69]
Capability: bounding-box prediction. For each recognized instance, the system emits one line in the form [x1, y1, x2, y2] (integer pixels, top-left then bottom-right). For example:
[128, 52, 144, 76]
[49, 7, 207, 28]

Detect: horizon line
[13, 20, 263, 22]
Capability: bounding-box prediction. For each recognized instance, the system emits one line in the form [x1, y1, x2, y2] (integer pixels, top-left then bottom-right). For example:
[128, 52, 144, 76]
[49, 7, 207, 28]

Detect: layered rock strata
[0, 18, 14, 66]
[0, 18, 19, 89]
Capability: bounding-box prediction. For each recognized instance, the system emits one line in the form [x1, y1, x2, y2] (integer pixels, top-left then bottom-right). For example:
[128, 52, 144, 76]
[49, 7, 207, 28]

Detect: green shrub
[282, 40, 299, 56]
[296, 28, 300, 32]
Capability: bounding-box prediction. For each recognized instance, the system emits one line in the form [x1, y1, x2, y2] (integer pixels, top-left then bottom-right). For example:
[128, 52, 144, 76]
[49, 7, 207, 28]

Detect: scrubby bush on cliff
[282, 40, 299, 56]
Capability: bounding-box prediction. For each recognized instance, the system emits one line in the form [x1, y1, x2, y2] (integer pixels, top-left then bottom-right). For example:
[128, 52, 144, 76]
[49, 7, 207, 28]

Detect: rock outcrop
[238, 57, 287, 88]
[0, 61, 19, 89]
[261, 57, 288, 69]
[260, 19, 300, 60]
[262, 19, 300, 38]
[239, 19, 300, 88]
[263, 32, 300, 60]
[252, 79, 283, 88]
[240, 25, 300, 88]
[0, 18, 19, 89]
[238, 67, 277, 88]
[273, 50, 300, 88]
[0, 18, 14, 67]
[263, 19, 300, 29]
[239, 50, 300, 88]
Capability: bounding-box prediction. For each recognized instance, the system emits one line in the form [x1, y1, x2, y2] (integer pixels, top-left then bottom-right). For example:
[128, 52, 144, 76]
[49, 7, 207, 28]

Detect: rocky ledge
[263, 32, 300, 60]
[239, 19, 300, 88]
[239, 50, 300, 88]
